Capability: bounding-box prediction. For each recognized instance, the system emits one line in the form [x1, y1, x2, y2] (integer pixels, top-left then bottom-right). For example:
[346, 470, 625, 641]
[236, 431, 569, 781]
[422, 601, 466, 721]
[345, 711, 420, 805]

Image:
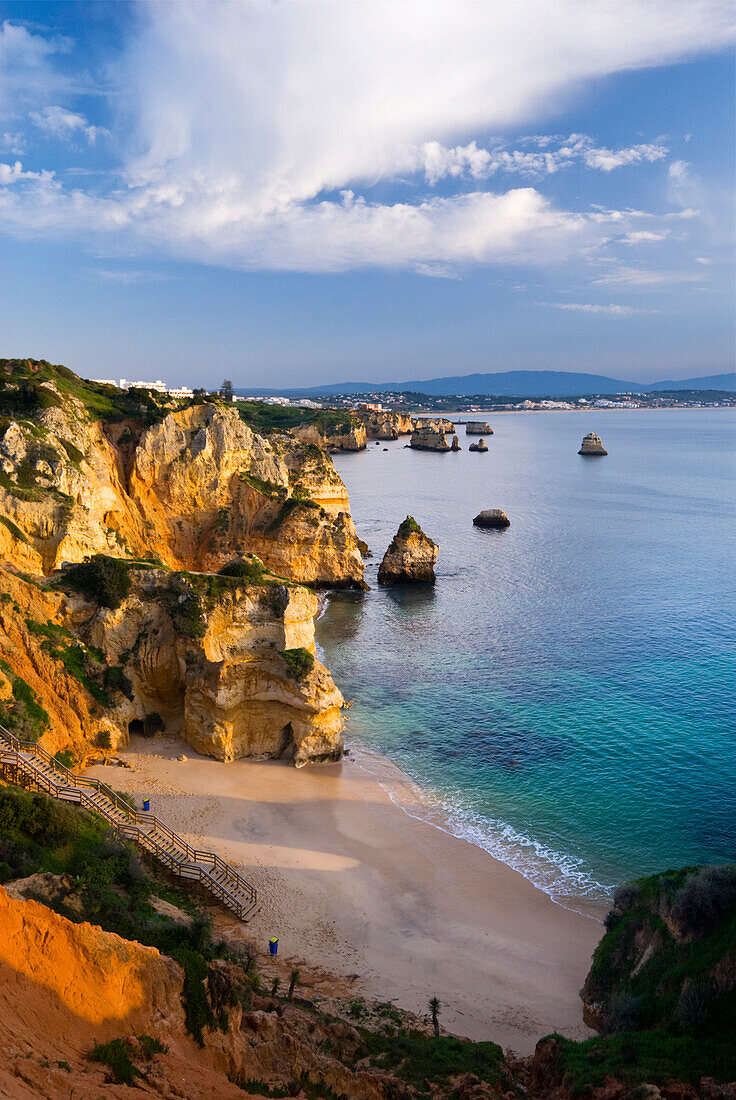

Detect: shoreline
[87, 736, 604, 1054]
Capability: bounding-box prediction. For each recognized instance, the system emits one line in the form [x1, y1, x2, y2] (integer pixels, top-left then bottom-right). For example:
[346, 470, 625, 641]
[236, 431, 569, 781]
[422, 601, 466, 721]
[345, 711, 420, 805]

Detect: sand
[87, 737, 604, 1055]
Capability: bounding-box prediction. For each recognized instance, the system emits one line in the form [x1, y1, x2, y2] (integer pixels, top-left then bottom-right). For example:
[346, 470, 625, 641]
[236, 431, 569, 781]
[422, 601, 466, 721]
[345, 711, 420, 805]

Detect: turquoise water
[316, 410, 736, 905]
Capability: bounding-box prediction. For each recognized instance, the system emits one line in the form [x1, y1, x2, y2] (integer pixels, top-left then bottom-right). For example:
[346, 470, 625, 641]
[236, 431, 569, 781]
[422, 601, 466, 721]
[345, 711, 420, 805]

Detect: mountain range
[238, 369, 735, 399]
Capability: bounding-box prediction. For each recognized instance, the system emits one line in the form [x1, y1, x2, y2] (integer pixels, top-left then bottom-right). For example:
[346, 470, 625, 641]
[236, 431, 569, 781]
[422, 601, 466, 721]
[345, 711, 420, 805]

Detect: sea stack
[465, 421, 493, 435]
[451, 435, 461, 451]
[473, 509, 510, 528]
[378, 516, 438, 584]
[579, 432, 607, 456]
[410, 425, 450, 451]
[468, 438, 488, 452]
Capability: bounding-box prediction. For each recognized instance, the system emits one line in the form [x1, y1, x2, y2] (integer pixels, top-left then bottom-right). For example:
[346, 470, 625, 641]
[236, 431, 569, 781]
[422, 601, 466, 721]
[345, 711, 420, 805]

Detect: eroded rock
[378, 516, 438, 585]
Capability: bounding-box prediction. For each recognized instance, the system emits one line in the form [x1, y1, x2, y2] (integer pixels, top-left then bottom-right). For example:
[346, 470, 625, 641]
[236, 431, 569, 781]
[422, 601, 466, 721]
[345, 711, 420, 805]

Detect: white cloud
[0, 159, 55, 185]
[0, 2, 732, 274]
[593, 265, 707, 287]
[539, 301, 656, 315]
[30, 105, 106, 144]
[419, 135, 669, 184]
[0, 20, 73, 116]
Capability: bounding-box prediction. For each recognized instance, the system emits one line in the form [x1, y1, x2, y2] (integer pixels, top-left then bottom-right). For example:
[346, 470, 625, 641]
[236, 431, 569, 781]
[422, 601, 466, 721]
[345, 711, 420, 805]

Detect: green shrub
[54, 749, 76, 769]
[218, 558, 265, 583]
[671, 865, 736, 936]
[358, 1030, 504, 1093]
[171, 947, 217, 1045]
[279, 648, 314, 683]
[87, 1038, 140, 1085]
[65, 555, 131, 610]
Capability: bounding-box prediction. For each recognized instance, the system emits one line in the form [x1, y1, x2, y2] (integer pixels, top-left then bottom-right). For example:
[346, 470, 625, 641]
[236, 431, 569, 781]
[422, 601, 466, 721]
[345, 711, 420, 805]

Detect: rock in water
[409, 426, 450, 451]
[579, 432, 607, 456]
[465, 421, 493, 435]
[473, 509, 510, 528]
[468, 438, 488, 452]
[378, 516, 438, 584]
[451, 435, 461, 451]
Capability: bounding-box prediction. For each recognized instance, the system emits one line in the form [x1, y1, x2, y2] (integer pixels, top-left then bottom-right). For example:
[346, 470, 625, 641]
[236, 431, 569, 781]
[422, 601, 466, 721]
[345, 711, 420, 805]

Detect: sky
[0, 1, 734, 389]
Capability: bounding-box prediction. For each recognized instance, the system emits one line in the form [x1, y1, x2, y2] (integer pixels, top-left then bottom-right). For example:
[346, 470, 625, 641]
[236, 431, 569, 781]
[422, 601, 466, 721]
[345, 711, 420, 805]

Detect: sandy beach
[87, 737, 604, 1055]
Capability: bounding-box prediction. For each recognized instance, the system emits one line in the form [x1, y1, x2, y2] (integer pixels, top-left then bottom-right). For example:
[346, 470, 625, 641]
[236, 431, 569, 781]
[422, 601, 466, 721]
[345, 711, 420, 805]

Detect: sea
[315, 409, 736, 909]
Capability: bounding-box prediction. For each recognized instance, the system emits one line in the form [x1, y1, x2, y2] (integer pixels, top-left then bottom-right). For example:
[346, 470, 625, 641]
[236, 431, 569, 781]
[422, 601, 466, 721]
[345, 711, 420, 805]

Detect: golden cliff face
[81, 569, 344, 764]
[0, 367, 355, 764]
[0, 390, 364, 588]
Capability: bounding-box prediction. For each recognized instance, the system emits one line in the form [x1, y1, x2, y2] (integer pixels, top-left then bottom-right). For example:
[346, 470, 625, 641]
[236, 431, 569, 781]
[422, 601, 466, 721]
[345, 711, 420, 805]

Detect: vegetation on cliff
[548, 864, 736, 1091]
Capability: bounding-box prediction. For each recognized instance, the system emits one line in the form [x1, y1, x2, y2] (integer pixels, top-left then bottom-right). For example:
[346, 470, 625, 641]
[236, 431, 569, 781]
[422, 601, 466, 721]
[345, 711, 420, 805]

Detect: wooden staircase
[0, 725, 258, 921]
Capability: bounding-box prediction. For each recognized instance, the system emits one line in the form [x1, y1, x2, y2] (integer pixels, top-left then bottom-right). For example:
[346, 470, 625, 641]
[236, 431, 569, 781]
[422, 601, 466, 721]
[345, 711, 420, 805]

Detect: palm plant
[288, 967, 300, 1000]
[429, 996, 441, 1038]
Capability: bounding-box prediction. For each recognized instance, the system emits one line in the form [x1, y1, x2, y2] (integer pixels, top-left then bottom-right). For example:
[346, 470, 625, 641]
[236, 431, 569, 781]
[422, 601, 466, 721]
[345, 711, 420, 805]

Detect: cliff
[465, 421, 493, 435]
[291, 418, 367, 452]
[378, 516, 438, 584]
[0, 360, 364, 588]
[356, 408, 414, 439]
[414, 417, 456, 433]
[0, 360, 356, 764]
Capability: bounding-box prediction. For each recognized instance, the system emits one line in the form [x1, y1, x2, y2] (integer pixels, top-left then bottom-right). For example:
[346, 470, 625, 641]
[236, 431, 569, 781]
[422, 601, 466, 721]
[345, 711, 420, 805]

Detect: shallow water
[316, 410, 736, 905]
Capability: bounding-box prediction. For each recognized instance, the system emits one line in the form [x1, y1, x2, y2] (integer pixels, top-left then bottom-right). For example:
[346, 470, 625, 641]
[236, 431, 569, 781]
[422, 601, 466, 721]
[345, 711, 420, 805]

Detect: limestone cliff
[378, 516, 438, 585]
[465, 421, 493, 435]
[356, 408, 414, 439]
[578, 432, 607, 456]
[413, 416, 456, 433]
[0, 362, 364, 587]
[291, 418, 367, 452]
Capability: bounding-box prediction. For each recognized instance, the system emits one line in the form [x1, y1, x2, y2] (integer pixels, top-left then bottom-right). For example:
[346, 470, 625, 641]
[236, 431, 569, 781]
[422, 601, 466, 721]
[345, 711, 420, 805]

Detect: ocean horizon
[317, 408, 736, 907]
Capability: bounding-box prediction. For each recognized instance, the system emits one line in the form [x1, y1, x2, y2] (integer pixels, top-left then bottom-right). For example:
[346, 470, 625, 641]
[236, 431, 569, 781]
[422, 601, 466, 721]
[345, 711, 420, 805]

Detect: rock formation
[0, 560, 345, 765]
[468, 438, 488, 452]
[578, 432, 607, 456]
[465, 421, 493, 435]
[291, 418, 366, 452]
[410, 425, 450, 452]
[356, 408, 414, 440]
[0, 361, 365, 587]
[0, 361, 357, 765]
[473, 509, 510, 528]
[377, 516, 438, 584]
[450, 435, 461, 451]
[413, 417, 456, 433]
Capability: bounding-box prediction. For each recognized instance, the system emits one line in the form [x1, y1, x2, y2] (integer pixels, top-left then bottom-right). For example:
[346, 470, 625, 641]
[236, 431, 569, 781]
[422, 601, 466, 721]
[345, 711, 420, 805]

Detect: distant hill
[240, 370, 735, 399]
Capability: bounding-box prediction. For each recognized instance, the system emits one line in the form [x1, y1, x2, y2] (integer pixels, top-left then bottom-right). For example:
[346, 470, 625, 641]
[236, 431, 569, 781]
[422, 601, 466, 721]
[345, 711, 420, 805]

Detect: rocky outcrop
[579, 432, 607, 456]
[291, 419, 367, 452]
[413, 417, 456, 433]
[71, 567, 345, 764]
[473, 509, 510, 528]
[377, 516, 438, 584]
[469, 438, 489, 452]
[451, 435, 461, 451]
[356, 408, 414, 440]
[465, 421, 493, 435]
[0, 376, 364, 587]
[410, 426, 450, 452]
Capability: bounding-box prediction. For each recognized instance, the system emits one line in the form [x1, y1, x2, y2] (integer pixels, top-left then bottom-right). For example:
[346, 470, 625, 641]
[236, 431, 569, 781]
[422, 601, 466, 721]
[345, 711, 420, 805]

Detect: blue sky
[0, 1, 733, 388]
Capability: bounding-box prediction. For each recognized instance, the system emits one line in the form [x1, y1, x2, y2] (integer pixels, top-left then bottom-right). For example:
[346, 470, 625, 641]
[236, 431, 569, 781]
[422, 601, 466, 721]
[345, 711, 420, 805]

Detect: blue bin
[269, 937, 278, 956]
[143, 799, 150, 811]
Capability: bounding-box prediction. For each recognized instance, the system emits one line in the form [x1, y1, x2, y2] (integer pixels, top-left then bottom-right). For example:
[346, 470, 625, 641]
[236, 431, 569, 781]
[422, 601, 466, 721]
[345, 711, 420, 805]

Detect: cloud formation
[0, 2, 732, 275]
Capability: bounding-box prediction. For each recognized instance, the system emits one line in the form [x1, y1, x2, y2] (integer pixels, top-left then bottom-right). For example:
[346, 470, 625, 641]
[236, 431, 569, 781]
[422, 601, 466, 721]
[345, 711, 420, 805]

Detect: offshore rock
[579, 432, 608, 456]
[465, 421, 493, 435]
[410, 426, 450, 452]
[378, 516, 438, 585]
[468, 438, 489, 452]
[473, 509, 510, 528]
[451, 435, 461, 451]
[413, 416, 456, 433]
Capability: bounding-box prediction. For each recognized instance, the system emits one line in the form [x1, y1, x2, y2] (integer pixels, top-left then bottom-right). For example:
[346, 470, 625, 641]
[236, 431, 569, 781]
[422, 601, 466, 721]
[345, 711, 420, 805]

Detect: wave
[351, 742, 616, 914]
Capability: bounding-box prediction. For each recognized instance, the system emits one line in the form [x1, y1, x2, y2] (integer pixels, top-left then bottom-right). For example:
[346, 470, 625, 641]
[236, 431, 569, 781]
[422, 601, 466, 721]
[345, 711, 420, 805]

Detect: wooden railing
[0, 726, 257, 921]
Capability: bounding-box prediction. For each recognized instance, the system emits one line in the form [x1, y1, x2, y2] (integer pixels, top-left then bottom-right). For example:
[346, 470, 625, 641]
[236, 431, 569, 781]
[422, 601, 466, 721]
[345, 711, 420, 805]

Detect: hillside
[240, 370, 736, 398]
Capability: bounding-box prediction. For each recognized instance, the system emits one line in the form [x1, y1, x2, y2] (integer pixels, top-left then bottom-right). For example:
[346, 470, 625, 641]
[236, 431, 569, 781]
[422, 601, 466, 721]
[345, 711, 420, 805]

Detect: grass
[0, 515, 29, 543]
[236, 401, 359, 437]
[357, 1030, 505, 1094]
[552, 1027, 736, 1093]
[87, 1034, 169, 1085]
[0, 658, 50, 739]
[279, 647, 314, 682]
[25, 617, 124, 707]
